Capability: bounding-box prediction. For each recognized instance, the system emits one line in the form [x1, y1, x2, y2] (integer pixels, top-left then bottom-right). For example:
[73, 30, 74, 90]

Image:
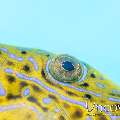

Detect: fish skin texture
[0, 44, 119, 120]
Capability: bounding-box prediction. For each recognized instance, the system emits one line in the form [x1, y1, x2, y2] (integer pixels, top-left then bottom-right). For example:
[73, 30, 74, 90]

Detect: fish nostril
[21, 51, 27, 54]
[84, 94, 92, 99]
[90, 73, 96, 78]
[80, 82, 89, 87]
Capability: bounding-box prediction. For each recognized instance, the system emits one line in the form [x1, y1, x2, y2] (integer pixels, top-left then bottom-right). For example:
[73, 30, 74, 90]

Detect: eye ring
[46, 54, 88, 83]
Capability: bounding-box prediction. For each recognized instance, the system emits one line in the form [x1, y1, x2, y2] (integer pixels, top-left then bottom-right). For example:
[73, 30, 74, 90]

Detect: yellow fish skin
[0, 44, 119, 120]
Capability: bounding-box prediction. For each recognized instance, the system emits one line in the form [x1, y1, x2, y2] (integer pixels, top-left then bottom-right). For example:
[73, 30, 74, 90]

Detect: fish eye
[46, 55, 88, 83]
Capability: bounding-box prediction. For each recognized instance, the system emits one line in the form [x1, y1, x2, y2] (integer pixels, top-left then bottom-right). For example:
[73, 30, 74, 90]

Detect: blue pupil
[62, 61, 74, 71]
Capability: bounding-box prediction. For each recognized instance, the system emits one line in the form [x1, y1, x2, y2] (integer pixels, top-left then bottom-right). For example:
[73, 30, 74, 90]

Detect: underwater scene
[0, 0, 120, 120]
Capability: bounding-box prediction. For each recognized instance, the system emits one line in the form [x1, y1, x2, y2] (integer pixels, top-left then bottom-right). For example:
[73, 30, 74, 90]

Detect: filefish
[0, 44, 119, 120]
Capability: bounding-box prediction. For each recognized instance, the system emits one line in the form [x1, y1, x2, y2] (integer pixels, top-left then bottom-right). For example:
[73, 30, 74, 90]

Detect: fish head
[0, 44, 119, 120]
[42, 53, 120, 118]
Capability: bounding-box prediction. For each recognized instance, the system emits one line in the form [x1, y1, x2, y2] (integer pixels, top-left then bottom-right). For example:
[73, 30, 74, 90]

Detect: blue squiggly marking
[110, 116, 120, 120]
[0, 48, 23, 62]
[23, 88, 30, 96]
[96, 82, 105, 89]
[108, 97, 120, 102]
[4, 68, 13, 74]
[4, 68, 87, 108]
[0, 48, 8, 53]
[17, 57, 23, 61]
[28, 57, 39, 71]
[42, 97, 52, 104]
[112, 89, 120, 95]
[0, 83, 6, 96]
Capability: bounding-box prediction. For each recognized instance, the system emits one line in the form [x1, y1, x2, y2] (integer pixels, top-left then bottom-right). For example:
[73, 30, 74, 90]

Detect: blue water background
[0, 0, 119, 85]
